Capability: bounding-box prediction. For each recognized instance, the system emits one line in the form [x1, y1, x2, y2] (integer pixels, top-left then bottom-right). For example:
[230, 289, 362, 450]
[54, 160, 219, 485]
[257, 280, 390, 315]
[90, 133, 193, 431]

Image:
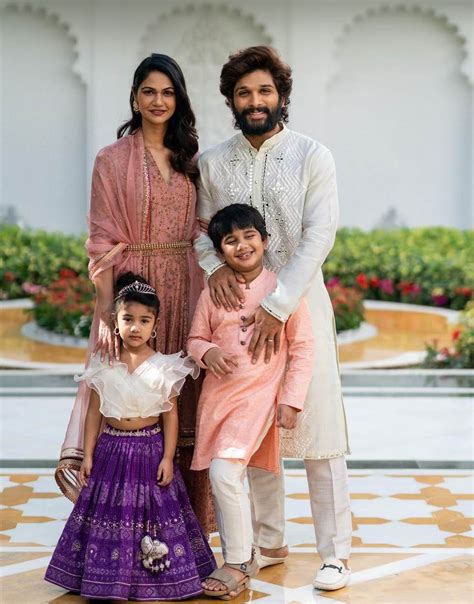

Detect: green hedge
[324, 227, 473, 309]
[1, 225, 472, 310]
[0, 225, 88, 299]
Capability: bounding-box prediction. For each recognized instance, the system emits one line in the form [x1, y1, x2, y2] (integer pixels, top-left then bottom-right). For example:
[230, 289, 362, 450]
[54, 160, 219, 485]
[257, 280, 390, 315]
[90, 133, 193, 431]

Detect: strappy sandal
[203, 551, 259, 600]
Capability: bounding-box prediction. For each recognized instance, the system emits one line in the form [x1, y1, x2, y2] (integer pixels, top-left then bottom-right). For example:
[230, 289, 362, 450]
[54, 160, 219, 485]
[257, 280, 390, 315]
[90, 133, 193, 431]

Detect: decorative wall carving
[324, 6, 472, 229]
[1, 2, 86, 85]
[1, 3, 87, 232]
[140, 4, 272, 150]
[327, 3, 472, 87]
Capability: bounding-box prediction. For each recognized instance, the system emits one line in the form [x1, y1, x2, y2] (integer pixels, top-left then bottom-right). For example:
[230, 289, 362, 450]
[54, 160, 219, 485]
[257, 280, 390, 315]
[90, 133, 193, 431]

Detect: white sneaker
[312, 557, 351, 591]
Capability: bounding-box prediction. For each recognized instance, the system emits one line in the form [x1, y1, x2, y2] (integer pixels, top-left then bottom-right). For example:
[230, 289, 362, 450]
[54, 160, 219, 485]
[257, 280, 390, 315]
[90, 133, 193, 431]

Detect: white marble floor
[1, 393, 473, 460]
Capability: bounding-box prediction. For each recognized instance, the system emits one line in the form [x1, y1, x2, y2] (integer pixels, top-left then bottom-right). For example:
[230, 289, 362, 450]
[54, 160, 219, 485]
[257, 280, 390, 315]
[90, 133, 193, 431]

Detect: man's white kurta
[195, 126, 349, 459]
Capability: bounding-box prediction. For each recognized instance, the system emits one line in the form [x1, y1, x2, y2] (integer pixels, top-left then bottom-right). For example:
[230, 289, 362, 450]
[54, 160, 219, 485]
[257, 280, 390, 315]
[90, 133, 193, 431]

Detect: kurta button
[239, 304, 244, 309]
[240, 341, 245, 345]
[241, 326, 247, 332]
[240, 316, 246, 321]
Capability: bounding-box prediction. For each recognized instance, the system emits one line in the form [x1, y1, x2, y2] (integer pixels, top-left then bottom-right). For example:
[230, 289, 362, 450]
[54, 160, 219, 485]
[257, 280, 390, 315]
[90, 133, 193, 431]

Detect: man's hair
[208, 204, 268, 252]
[220, 46, 292, 123]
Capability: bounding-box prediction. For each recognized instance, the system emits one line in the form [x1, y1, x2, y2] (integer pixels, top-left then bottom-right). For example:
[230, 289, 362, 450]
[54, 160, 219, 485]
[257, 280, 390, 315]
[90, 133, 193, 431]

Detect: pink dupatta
[55, 130, 202, 501]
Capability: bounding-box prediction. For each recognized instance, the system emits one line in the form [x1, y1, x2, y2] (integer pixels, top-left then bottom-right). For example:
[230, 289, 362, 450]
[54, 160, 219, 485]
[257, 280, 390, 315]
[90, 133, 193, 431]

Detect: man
[194, 46, 352, 592]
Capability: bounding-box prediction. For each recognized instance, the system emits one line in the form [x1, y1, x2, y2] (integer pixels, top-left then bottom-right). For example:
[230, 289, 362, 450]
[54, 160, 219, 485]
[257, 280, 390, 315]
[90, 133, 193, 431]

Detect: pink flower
[326, 277, 340, 288]
[22, 282, 43, 295]
[380, 279, 394, 294]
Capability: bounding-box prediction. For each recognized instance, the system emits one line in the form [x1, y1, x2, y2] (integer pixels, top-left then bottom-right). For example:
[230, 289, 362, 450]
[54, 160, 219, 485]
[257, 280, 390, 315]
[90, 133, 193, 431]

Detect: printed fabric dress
[56, 130, 215, 534]
[45, 353, 216, 601]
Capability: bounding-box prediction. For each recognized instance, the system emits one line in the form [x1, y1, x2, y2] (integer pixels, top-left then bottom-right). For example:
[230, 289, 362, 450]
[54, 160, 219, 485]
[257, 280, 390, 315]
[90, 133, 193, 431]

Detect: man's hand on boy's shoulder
[208, 265, 244, 311]
[203, 347, 239, 379]
[277, 404, 299, 430]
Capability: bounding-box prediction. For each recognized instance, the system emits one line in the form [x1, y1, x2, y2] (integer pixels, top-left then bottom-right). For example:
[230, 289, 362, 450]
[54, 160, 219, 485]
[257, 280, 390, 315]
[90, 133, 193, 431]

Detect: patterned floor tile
[354, 521, 452, 547]
[350, 497, 439, 521]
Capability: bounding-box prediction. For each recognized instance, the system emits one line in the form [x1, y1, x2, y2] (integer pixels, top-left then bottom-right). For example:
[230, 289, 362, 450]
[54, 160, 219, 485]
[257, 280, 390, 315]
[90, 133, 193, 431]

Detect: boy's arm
[279, 298, 315, 410]
[186, 290, 219, 368]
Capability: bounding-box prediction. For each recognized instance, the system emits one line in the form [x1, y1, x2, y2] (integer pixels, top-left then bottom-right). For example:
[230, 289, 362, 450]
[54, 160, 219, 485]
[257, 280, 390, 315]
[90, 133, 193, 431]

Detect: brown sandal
[203, 551, 259, 600]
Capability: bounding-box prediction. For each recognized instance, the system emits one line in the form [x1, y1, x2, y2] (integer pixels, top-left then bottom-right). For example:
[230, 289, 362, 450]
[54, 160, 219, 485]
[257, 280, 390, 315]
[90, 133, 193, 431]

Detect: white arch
[1, 2, 87, 85]
[327, 3, 472, 87]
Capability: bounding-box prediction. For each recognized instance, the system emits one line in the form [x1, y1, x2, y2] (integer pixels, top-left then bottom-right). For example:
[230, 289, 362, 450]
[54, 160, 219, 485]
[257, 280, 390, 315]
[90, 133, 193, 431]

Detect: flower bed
[0, 225, 88, 300]
[326, 281, 365, 332]
[324, 227, 473, 310]
[31, 271, 95, 338]
[1, 225, 472, 339]
[422, 302, 474, 369]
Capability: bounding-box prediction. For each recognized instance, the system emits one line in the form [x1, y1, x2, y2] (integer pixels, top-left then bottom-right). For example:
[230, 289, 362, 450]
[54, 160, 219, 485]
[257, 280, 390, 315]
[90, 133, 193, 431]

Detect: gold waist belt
[125, 241, 192, 255]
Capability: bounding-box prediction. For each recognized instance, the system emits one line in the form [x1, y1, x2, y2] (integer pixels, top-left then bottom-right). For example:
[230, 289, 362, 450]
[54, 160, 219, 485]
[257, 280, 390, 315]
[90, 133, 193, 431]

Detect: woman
[56, 53, 214, 533]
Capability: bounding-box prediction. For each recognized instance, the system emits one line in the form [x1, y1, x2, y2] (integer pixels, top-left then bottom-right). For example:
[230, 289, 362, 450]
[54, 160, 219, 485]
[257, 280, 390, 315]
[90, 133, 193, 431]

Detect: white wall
[0, 0, 472, 233]
[0, 5, 87, 233]
[324, 7, 472, 229]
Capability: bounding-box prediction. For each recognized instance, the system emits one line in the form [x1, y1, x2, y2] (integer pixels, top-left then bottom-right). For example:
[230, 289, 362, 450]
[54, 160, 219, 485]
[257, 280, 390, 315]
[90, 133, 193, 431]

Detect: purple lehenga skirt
[45, 424, 216, 601]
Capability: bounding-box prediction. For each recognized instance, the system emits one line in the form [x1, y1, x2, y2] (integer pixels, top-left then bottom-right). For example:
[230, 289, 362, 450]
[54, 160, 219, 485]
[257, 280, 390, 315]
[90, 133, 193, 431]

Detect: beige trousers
[209, 459, 253, 564]
[247, 456, 352, 560]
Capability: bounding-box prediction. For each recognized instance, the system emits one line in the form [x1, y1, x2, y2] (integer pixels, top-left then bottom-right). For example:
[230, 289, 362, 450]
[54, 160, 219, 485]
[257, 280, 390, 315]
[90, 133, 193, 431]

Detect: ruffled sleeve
[74, 355, 130, 419]
[74, 354, 108, 396]
[137, 353, 199, 418]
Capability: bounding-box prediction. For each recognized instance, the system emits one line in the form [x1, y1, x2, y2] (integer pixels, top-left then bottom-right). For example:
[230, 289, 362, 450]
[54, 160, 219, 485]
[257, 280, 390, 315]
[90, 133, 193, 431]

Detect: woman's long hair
[117, 54, 198, 181]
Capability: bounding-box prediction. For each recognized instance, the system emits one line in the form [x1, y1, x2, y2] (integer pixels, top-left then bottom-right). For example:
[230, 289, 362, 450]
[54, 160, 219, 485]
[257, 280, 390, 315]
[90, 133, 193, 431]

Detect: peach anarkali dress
[56, 130, 214, 532]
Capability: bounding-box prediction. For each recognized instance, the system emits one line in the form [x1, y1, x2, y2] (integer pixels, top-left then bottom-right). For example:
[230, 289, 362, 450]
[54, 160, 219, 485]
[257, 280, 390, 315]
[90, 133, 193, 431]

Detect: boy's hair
[114, 272, 160, 317]
[208, 204, 268, 252]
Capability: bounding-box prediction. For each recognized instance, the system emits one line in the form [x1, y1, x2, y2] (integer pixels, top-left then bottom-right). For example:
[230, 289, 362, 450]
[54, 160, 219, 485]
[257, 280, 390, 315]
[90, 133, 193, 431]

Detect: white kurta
[195, 126, 349, 459]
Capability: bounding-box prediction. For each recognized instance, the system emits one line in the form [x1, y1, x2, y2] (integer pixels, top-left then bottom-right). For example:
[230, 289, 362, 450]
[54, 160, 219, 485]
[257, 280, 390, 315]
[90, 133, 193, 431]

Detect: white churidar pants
[247, 456, 352, 560]
[209, 459, 253, 564]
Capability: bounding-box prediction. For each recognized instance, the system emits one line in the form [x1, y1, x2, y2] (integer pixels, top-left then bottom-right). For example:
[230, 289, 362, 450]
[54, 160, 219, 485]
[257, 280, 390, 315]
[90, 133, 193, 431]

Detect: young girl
[45, 272, 216, 601]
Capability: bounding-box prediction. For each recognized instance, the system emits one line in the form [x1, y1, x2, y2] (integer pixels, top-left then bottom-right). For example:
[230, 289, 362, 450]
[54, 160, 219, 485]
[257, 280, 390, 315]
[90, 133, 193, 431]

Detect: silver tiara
[118, 281, 156, 297]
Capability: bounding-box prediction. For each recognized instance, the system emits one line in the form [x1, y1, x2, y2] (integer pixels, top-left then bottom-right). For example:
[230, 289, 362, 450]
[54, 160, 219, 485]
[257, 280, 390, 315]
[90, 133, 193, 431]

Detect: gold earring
[133, 100, 140, 113]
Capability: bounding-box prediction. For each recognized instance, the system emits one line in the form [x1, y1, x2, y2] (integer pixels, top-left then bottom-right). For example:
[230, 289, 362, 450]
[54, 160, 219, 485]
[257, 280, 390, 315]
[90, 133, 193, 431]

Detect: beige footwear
[254, 545, 288, 569]
[203, 551, 259, 600]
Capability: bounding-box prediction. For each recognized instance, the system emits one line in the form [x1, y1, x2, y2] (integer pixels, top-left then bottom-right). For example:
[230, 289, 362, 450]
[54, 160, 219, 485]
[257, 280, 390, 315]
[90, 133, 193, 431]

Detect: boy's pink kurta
[187, 268, 314, 474]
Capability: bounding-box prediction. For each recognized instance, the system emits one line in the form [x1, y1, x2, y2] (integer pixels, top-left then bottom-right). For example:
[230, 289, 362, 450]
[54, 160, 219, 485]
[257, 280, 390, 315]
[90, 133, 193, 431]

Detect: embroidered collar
[237, 124, 290, 153]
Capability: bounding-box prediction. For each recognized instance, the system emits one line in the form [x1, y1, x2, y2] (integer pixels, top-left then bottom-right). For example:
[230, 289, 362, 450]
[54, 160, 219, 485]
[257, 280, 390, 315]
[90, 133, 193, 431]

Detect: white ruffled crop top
[75, 352, 199, 420]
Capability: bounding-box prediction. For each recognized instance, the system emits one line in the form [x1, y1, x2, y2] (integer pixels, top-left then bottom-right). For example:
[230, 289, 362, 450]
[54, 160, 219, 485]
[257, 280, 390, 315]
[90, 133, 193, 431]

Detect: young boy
[187, 204, 314, 599]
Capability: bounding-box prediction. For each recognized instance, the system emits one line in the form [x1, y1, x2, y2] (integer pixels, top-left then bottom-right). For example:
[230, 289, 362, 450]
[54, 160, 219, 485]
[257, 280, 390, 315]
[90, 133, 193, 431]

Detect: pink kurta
[187, 268, 314, 474]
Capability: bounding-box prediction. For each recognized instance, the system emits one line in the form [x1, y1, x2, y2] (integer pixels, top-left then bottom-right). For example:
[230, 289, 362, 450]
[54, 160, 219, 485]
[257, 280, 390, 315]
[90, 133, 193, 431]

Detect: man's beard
[233, 102, 283, 135]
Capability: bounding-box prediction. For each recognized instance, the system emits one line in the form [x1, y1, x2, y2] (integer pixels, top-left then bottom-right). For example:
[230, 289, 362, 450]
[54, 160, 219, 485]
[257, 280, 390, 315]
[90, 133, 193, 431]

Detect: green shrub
[0, 225, 88, 299]
[323, 227, 473, 309]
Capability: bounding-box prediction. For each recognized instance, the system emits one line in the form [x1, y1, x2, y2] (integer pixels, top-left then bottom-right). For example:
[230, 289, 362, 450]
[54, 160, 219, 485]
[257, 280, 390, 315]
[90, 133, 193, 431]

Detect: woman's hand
[93, 318, 120, 363]
[157, 458, 173, 486]
[79, 454, 93, 487]
[208, 265, 244, 311]
[203, 348, 238, 378]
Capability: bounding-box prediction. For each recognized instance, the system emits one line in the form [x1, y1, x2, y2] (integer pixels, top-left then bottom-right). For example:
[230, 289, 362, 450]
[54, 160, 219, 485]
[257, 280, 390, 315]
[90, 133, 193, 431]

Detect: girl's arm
[157, 398, 178, 486]
[79, 390, 102, 487]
